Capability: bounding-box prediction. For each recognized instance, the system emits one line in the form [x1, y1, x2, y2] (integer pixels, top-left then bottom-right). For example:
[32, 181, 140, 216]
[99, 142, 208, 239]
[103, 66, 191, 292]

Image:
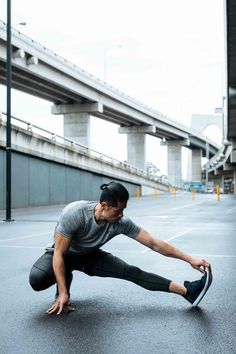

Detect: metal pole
[103, 48, 107, 81]
[5, 0, 13, 221]
[205, 142, 209, 192]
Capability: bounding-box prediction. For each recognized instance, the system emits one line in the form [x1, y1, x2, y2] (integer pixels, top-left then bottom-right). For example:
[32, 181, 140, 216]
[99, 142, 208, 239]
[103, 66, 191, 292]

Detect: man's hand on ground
[46, 293, 71, 315]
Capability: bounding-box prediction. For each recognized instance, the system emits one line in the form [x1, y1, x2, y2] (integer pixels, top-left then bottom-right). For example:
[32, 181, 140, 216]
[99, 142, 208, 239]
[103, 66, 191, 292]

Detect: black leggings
[29, 249, 171, 294]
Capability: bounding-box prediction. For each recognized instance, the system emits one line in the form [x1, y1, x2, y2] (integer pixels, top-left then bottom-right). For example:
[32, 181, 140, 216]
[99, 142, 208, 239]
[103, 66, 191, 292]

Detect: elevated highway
[202, 0, 236, 192]
[0, 20, 219, 156]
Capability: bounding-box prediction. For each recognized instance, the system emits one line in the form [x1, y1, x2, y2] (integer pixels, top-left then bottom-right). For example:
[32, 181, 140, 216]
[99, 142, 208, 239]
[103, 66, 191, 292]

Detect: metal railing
[1, 112, 168, 186]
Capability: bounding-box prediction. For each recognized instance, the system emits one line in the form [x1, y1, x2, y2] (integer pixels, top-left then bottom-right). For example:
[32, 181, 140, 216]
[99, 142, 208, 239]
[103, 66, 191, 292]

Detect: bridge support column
[51, 102, 103, 147]
[64, 113, 90, 147]
[162, 139, 190, 187]
[127, 133, 146, 170]
[119, 125, 156, 171]
[191, 149, 202, 181]
[234, 171, 236, 194]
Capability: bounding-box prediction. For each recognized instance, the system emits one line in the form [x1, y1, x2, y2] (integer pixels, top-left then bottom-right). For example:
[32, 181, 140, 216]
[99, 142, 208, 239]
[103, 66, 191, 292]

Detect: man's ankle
[169, 281, 187, 296]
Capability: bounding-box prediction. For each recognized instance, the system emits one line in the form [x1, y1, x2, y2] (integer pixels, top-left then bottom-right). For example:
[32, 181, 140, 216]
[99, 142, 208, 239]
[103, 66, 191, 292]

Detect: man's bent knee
[29, 265, 55, 291]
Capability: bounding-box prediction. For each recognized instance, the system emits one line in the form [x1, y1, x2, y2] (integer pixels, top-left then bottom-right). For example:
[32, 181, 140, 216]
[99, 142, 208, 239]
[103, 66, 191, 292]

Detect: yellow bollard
[192, 189, 195, 200]
[173, 187, 176, 200]
[154, 190, 158, 199]
[136, 186, 141, 198]
[216, 184, 220, 202]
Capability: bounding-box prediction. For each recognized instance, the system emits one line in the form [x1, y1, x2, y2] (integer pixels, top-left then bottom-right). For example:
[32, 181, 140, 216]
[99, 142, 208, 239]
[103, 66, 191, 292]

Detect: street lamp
[205, 142, 209, 192]
[5, 0, 13, 221]
[4, 6, 26, 221]
[103, 44, 122, 82]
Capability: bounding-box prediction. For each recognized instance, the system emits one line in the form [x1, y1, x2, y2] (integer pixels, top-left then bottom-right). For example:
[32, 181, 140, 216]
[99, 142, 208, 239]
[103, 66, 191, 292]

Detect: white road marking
[226, 206, 236, 213]
[171, 202, 203, 211]
[0, 245, 44, 249]
[145, 216, 169, 218]
[141, 228, 194, 253]
[1, 245, 235, 258]
[165, 228, 194, 242]
[0, 231, 52, 243]
[191, 254, 236, 258]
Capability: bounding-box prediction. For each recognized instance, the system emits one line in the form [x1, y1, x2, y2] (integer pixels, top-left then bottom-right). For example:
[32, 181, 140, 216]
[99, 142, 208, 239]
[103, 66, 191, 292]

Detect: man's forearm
[53, 253, 68, 295]
[153, 239, 193, 263]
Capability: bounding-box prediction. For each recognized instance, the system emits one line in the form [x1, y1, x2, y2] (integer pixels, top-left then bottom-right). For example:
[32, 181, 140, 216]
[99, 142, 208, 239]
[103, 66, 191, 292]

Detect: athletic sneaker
[184, 268, 212, 307]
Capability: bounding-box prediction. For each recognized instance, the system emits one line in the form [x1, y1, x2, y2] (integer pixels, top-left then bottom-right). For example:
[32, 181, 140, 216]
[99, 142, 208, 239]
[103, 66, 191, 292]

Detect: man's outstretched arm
[134, 229, 210, 273]
[47, 232, 71, 315]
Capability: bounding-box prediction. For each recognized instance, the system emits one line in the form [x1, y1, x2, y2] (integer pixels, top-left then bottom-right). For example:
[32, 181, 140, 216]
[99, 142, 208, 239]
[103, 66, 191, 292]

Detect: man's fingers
[47, 301, 68, 315]
[47, 302, 59, 315]
[202, 259, 210, 268]
[47, 307, 57, 315]
[196, 266, 205, 274]
[57, 304, 64, 315]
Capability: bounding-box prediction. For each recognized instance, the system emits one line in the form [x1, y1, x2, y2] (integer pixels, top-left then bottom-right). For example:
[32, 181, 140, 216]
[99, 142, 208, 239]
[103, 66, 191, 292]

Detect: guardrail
[1, 112, 169, 186]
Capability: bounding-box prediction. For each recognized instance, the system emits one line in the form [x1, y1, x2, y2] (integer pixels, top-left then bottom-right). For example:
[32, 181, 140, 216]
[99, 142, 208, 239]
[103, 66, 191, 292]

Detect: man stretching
[29, 182, 212, 315]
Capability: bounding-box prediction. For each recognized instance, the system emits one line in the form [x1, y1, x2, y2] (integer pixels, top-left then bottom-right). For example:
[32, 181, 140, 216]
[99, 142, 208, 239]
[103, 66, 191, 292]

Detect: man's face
[101, 201, 127, 223]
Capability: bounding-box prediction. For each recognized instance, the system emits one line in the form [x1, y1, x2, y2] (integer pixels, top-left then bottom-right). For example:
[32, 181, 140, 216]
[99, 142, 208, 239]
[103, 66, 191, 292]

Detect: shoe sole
[192, 267, 212, 307]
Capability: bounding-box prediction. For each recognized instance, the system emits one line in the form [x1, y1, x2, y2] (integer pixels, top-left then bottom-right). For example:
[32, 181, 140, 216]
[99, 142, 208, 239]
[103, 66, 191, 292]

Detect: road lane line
[141, 228, 194, 253]
[226, 206, 236, 213]
[0, 231, 52, 243]
[171, 202, 203, 211]
[165, 228, 194, 242]
[191, 254, 236, 258]
[145, 216, 169, 218]
[0, 245, 44, 249]
[1, 245, 235, 259]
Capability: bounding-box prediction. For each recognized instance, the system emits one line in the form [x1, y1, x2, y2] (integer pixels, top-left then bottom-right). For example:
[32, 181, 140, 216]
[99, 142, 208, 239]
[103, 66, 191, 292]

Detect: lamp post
[103, 44, 122, 82]
[5, 0, 13, 221]
[205, 141, 209, 192]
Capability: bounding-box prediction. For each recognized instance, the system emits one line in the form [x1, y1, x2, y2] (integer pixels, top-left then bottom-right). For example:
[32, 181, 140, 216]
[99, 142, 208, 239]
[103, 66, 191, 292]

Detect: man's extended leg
[82, 250, 172, 292]
[81, 250, 211, 306]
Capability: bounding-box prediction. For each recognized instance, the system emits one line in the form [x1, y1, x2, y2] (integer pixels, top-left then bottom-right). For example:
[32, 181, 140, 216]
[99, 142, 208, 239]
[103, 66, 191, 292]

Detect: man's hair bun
[100, 184, 109, 190]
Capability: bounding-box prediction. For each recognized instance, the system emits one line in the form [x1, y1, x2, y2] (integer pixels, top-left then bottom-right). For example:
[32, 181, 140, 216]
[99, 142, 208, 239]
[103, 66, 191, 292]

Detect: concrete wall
[0, 149, 138, 209]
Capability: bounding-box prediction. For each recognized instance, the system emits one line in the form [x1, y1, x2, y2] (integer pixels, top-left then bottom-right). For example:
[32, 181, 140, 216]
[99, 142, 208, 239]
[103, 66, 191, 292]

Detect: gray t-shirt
[48, 201, 141, 255]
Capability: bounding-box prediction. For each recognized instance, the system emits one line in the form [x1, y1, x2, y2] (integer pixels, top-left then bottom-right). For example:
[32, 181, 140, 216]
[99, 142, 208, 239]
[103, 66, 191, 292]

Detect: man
[29, 182, 212, 315]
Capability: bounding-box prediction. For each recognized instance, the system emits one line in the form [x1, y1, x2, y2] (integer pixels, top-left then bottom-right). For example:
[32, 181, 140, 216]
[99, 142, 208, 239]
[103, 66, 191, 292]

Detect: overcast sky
[0, 0, 225, 175]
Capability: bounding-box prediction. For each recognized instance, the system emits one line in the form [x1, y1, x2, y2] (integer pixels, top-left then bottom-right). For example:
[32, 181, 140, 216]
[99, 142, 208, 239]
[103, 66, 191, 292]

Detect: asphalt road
[0, 191, 236, 354]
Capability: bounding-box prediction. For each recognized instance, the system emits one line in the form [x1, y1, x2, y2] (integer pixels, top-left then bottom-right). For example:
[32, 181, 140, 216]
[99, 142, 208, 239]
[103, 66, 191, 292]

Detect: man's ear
[100, 201, 109, 209]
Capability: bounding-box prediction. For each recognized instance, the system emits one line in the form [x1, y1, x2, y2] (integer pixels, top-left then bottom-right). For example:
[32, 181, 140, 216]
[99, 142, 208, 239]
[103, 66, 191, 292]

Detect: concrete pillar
[167, 144, 182, 187]
[119, 125, 156, 171]
[51, 102, 103, 148]
[127, 133, 146, 170]
[234, 170, 236, 194]
[191, 149, 202, 181]
[231, 138, 236, 163]
[162, 139, 190, 187]
[64, 113, 90, 147]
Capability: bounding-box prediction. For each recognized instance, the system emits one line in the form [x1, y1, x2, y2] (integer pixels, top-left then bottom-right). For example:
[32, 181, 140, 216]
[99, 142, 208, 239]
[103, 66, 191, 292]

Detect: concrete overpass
[0, 19, 220, 187]
[201, 0, 236, 192]
[0, 112, 171, 209]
